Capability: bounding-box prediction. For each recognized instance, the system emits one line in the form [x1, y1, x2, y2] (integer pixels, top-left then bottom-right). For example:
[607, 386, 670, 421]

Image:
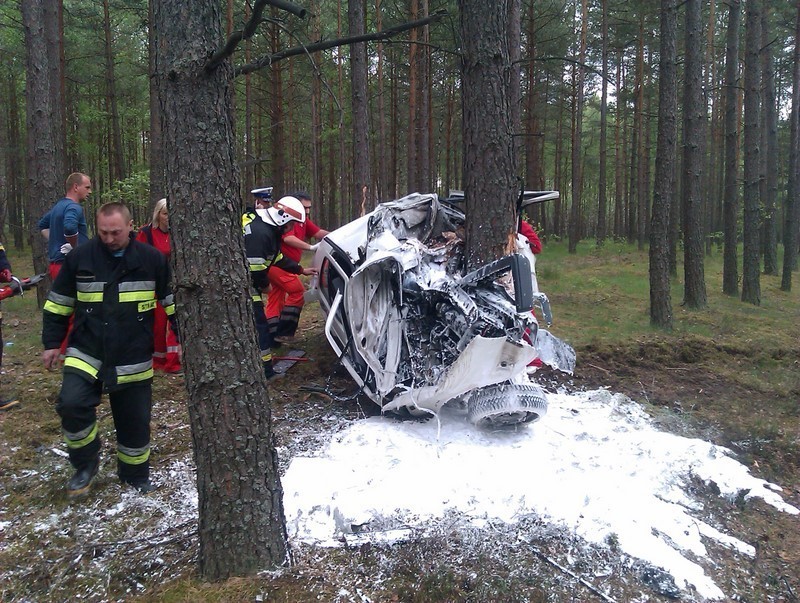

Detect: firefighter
[42, 202, 175, 497]
[243, 192, 316, 379]
[0, 242, 17, 411]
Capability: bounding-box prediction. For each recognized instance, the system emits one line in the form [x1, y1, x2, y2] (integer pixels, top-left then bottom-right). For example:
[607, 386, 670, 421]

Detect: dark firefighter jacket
[242, 211, 303, 297]
[42, 236, 175, 390]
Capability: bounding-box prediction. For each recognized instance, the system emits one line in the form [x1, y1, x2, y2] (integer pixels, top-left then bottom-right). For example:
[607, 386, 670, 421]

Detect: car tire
[467, 383, 548, 428]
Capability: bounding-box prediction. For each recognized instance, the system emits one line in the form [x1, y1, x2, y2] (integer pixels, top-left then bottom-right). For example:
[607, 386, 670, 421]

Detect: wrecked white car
[307, 192, 575, 428]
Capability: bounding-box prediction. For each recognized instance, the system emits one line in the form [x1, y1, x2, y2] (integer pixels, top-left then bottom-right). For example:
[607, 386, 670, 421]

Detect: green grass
[537, 239, 800, 349]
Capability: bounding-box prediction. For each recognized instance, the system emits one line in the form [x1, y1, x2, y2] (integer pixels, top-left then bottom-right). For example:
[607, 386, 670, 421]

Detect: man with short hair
[42, 202, 175, 497]
[38, 172, 92, 280]
[267, 191, 329, 343]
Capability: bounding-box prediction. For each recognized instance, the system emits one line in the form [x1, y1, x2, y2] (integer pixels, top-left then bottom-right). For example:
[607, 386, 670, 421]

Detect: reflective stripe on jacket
[42, 236, 174, 389]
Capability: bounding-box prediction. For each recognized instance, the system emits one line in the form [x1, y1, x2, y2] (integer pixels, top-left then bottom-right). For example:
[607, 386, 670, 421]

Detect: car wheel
[467, 383, 548, 428]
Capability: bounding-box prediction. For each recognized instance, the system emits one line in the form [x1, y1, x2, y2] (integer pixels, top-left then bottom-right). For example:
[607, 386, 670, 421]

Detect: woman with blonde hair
[136, 198, 181, 373]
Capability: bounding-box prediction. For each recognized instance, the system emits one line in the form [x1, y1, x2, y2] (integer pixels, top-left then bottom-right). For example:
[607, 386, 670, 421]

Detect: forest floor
[1, 243, 798, 602]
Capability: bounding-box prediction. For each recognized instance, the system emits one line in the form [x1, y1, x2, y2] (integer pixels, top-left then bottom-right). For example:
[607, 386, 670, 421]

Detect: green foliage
[99, 170, 150, 224]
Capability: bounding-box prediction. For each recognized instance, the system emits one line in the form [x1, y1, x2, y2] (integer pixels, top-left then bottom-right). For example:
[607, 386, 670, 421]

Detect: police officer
[42, 202, 175, 497]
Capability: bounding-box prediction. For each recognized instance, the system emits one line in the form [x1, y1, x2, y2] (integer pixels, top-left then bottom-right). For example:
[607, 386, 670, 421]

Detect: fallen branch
[586, 363, 612, 375]
[530, 546, 618, 603]
[85, 519, 197, 551]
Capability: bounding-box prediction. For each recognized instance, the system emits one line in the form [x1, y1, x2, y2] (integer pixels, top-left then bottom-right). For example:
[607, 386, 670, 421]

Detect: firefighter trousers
[266, 265, 304, 337]
[252, 299, 274, 364]
[56, 373, 152, 482]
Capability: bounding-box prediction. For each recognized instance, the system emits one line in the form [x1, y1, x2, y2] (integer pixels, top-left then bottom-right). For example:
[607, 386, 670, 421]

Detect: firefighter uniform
[242, 209, 303, 374]
[42, 235, 175, 486]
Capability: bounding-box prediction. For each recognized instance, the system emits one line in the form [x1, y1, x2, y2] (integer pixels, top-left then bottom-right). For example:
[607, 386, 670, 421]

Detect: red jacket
[281, 218, 323, 262]
[519, 220, 542, 254]
[136, 225, 171, 259]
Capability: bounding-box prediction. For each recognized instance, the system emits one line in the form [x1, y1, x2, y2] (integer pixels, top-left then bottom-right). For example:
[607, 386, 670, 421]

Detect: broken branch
[236, 9, 448, 76]
[205, 0, 307, 73]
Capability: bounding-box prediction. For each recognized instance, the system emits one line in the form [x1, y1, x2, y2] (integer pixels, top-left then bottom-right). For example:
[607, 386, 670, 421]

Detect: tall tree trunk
[243, 2, 254, 196]
[614, 49, 624, 240]
[148, 0, 165, 207]
[419, 0, 431, 192]
[781, 1, 800, 292]
[337, 0, 349, 218]
[349, 0, 371, 214]
[722, 0, 741, 296]
[310, 2, 324, 206]
[407, 0, 419, 192]
[554, 89, 564, 236]
[741, 0, 761, 305]
[703, 0, 716, 255]
[760, 4, 778, 275]
[22, 0, 66, 306]
[650, 0, 677, 329]
[509, 0, 521, 183]
[389, 49, 398, 199]
[102, 0, 125, 183]
[45, 0, 66, 178]
[458, 0, 517, 270]
[682, 0, 708, 308]
[269, 16, 286, 193]
[375, 0, 387, 201]
[153, 0, 288, 579]
[524, 2, 544, 227]
[636, 19, 647, 251]
[4, 70, 25, 248]
[568, 0, 588, 254]
[596, 0, 609, 246]
[627, 96, 638, 243]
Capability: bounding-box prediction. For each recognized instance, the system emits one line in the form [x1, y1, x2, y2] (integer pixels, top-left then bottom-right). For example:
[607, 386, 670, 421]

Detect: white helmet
[262, 195, 306, 227]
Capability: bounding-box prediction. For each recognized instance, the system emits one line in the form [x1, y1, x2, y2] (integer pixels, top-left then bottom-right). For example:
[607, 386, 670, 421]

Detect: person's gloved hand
[308, 242, 320, 252]
[0, 269, 11, 282]
[60, 243, 73, 255]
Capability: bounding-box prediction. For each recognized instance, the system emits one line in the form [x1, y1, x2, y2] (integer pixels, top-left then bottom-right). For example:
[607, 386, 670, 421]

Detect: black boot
[67, 457, 100, 498]
[122, 478, 157, 494]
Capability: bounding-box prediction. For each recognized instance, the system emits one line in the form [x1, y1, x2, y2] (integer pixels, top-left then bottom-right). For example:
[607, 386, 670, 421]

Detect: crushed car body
[307, 192, 575, 428]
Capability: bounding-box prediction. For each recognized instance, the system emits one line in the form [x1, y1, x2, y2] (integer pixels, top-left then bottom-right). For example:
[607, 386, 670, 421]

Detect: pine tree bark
[458, 0, 517, 269]
[4, 70, 25, 248]
[781, 1, 800, 292]
[596, 0, 609, 246]
[722, 0, 741, 296]
[153, 0, 288, 579]
[681, 0, 708, 308]
[349, 0, 372, 214]
[650, 0, 677, 329]
[375, 0, 387, 201]
[524, 2, 544, 227]
[614, 49, 624, 240]
[102, 0, 126, 183]
[269, 16, 286, 193]
[636, 19, 647, 251]
[148, 0, 165, 208]
[741, 0, 761, 305]
[22, 0, 66, 306]
[568, 0, 588, 254]
[760, 4, 778, 275]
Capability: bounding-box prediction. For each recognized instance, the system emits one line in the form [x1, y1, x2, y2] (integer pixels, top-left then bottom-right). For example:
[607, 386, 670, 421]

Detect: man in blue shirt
[39, 172, 92, 280]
